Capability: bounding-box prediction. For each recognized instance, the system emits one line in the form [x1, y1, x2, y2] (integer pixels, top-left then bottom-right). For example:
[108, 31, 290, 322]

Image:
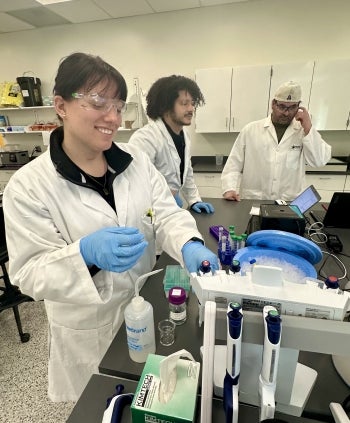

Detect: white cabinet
[309, 58, 350, 130]
[305, 174, 346, 202]
[195, 65, 271, 133]
[194, 173, 222, 198]
[196, 61, 314, 133]
[344, 174, 350, 192]
[231, 64, 271, 131]
[195, 67, 233, 133]
[0, 170, 16, 191]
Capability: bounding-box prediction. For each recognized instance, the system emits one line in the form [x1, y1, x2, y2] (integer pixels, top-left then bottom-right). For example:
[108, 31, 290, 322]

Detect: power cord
[306, 221, 328, 245]
[320, 250, 348, 281]
[305, 221, 348, 285]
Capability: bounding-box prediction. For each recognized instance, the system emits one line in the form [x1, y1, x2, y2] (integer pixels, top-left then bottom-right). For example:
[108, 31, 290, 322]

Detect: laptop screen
[290, 185, 321, 215]
[324, 192, 350, 228]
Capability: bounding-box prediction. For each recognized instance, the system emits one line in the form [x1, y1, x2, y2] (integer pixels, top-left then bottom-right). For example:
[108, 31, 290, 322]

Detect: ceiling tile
[147, 0, 200, 13]
[7, 6, 71, 27]
[0, 0, 39, 12]
[200, 0, 248, 4]
[0, 0, 257, 34]
[96, 0, 154, 19]
[47, 0, 110, 23]
[0, 11, 35, 33]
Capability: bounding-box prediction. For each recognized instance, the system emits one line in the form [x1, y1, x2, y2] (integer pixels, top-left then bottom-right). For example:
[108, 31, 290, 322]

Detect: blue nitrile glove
[182, 241, 220, 273]
[80, 227, 148, 273]
[174, 193, 184, 208]
[191, 202, 215, 214]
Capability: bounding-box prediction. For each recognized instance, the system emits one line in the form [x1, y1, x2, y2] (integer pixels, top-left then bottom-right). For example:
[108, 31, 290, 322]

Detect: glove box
[0, 150, 29, 166]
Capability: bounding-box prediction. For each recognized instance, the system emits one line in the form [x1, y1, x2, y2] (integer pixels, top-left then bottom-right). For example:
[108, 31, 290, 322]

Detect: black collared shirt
[162, 119, 185, 184]
[50, 126, 133, 211]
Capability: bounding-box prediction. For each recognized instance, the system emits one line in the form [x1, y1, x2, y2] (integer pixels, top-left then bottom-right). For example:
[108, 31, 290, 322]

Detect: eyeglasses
[178, 99, 197, 108]
[71, 92, 127, 115]
[275, 102, 300, 113]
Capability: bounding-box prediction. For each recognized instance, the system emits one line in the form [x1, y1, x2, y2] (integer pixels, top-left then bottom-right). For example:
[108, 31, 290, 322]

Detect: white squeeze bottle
[124, 269, 163, 363]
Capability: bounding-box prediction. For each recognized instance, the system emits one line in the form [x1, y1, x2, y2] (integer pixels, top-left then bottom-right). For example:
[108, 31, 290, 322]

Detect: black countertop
[67, 374, 327, 423]
[192, 155, 350, 174]
[99, 199, 350, 422]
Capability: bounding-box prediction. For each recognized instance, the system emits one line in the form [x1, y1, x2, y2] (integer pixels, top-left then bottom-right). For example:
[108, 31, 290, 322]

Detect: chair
[0, 199, 33, 343]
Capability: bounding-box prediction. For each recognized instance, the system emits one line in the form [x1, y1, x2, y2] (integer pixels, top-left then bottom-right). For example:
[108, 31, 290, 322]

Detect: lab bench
[67, 374, 326, 423]
[191, 155, 350, 174]
[191, 156, 350, 201]
[94, 199, 350, 423]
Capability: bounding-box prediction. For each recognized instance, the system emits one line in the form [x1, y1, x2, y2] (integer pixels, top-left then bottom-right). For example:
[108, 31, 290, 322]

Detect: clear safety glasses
[275, 102, 300, 113]
[71, 92, 127, 115]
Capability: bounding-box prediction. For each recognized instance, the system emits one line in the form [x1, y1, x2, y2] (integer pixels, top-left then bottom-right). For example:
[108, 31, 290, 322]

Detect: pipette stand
[197, 267, 350, 419]
[207, 308, 317, 418]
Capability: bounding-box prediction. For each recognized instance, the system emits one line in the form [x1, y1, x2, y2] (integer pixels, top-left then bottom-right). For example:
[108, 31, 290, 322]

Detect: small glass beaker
[158, 319, 175, 346]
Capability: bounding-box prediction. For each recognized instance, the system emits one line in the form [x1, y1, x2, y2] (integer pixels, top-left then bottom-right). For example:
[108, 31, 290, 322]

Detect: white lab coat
[128, 119, 201, 206]
[3, 143, 202, 402]
[221, 115, 332, 200]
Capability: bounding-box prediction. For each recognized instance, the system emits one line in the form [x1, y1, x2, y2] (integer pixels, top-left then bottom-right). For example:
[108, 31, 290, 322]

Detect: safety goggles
[275, 102, 300, 113]
[71, 92, 127, 115]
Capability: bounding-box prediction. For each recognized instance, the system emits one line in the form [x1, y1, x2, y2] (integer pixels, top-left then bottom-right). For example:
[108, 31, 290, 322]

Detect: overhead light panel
[35, 0, 73, 5]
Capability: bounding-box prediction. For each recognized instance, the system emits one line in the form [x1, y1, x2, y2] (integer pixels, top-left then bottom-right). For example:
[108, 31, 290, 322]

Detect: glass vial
[168, 287, 187, 325]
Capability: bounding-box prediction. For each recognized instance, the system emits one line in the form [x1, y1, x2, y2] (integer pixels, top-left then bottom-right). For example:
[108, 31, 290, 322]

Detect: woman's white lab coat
[128, 119, 202, 206]
[221, 115, 332, 200]
[3, 142, 202, 402]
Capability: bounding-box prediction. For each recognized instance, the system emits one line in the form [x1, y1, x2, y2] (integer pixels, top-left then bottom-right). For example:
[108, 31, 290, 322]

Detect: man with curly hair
[129, 75, 214, 214]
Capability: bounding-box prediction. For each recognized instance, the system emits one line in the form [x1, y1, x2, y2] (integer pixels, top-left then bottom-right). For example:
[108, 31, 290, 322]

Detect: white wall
[1, 0, 350, 156]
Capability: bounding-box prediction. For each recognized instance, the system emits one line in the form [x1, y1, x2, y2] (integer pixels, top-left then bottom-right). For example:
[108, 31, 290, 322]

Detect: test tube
[218, 226, 224, 243]
[240, 233, 248, 249]
[236, 235, 243, 250]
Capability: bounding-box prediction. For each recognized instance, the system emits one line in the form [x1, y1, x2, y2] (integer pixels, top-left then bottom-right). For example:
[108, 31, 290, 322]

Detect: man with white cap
[221, 81, 331, 201]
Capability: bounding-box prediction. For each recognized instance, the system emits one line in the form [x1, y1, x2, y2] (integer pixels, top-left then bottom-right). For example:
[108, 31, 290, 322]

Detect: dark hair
[146, 75, 205, 119]
[53, 52, 127, 101]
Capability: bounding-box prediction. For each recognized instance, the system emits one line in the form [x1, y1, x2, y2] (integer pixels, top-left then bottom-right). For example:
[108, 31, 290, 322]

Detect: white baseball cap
[274, 81, 301, 103]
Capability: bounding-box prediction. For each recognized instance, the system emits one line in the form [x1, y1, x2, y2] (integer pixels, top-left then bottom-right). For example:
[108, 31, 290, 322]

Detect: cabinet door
[195, 67, 233, 133]
[194, 173, 222, 198]
[305, 174, 346, 202]
[231, 64, 271, 131]
[0, 170, 16, 191]
[268, 61, 315, 113]
[309, 59, 350, 130]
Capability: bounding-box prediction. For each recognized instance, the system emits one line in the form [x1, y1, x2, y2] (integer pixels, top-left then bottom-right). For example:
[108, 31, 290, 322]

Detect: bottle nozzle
[134, 268, 164, 297]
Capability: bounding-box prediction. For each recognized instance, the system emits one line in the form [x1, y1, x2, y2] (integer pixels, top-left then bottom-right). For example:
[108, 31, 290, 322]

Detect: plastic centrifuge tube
[240, 234, 248, 248]
[218, 226, 224, 243]
[236, 235, 243, 250]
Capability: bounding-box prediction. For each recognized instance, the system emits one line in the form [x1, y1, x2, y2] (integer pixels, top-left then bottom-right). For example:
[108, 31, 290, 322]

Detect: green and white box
[131, 352, 200, 423]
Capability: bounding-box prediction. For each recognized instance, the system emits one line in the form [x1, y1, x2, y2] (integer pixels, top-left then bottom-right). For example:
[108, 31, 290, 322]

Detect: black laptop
[310, 192, 350, 228]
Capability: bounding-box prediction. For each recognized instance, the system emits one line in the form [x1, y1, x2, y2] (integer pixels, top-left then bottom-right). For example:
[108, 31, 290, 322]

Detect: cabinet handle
[231, 117, 234, 130]
[225, 117, 228, 128]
